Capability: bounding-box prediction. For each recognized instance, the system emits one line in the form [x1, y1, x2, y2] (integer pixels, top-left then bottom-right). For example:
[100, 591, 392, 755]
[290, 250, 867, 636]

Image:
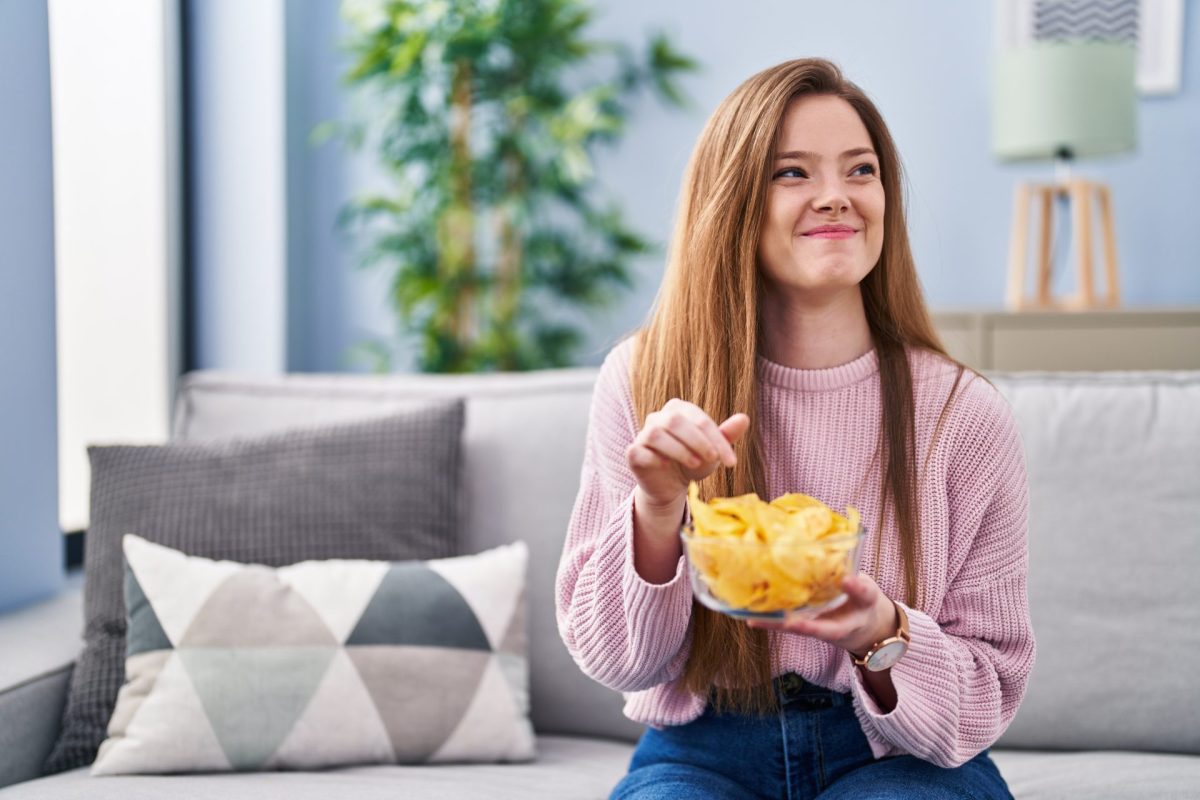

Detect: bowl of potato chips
[680, 482, 864, 620]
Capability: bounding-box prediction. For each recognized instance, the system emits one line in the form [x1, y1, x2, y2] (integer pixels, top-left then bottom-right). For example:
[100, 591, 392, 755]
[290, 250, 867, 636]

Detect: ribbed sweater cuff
[623, 678, 707, 729]
[849, 603, 963, 766]
[609, 490, 692, 672]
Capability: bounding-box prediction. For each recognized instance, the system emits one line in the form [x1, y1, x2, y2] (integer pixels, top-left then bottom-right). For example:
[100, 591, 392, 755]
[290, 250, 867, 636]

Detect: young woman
[555, 58, 1035, 799]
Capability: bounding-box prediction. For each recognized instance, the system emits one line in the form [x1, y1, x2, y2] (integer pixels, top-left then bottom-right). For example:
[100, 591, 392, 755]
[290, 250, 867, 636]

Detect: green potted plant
[331, 0, 696, 372]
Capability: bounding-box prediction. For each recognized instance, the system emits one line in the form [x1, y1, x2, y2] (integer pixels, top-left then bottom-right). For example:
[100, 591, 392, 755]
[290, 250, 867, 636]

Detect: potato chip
[687, 483, 747, 539]
[684, 481, 862, 614]
[711, 496, 790, 544]
[790, 506, 834, 538]
[770, 492, 824, 512]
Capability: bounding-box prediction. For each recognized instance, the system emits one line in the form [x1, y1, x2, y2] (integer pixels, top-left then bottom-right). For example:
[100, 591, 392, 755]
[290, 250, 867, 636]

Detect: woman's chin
[790, 261, 872, 291]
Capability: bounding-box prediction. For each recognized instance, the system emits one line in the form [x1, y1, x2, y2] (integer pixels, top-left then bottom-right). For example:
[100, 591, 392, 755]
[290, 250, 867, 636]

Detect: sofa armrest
[0, 576, 84, 789]
[0, 664, 73, 789]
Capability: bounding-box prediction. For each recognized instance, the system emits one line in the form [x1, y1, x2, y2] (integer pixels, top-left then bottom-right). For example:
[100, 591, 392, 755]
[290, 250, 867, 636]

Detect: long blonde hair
[630, 58, 961, 714]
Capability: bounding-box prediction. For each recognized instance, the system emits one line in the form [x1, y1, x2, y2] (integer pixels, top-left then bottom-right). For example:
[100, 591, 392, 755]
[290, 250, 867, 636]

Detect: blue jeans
[610, 674, 1012, 800]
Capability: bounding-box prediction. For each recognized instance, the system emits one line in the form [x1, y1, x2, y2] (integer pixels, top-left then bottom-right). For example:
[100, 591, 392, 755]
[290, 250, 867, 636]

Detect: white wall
[48, 0, 182, 531]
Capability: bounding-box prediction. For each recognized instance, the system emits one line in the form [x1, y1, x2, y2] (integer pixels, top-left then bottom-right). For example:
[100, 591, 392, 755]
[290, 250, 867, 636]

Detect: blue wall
[0, 0, 64, 610]
[284, 0, 398, 373]
[209, 0, 1200, 371]
[187, 0, 290, 373]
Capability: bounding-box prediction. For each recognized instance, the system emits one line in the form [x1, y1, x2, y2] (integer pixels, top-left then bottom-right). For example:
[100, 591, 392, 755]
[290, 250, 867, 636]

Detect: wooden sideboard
[931, 308, 1200, 372]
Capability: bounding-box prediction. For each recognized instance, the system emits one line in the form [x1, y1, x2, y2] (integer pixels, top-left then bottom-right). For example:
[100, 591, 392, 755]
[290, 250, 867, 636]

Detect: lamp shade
[993, 41, 1136, 161]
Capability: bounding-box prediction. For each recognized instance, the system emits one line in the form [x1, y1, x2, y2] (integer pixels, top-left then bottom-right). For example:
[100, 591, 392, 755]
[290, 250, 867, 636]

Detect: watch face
[867, 640, 907, 671]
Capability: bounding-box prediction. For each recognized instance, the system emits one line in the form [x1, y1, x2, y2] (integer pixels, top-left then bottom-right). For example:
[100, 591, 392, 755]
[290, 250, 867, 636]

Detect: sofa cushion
[990, 371, 1200, 753]
[172, 369, 644, 744]
[93, 536, 533, 775]
[0, 735, 632, 799]
[990, 748, 1200, 800]
[45, 404, 466, 773]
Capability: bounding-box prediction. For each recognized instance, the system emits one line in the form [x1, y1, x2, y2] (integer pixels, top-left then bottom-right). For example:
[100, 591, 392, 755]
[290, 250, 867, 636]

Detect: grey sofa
[2, 365, 1197, 798]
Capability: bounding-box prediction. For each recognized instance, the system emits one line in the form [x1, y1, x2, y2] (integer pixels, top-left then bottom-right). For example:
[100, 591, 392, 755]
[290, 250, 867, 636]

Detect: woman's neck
[759, 286, 873, 370]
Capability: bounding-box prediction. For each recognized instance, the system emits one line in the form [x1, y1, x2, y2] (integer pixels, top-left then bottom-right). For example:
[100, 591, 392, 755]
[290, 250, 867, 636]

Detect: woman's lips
[803, 229, 856, 240]
[801, 224, 858, 240]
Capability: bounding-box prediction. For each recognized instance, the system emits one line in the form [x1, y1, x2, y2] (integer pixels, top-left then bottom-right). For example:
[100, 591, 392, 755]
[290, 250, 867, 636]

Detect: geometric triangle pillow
[92, 535, 535, 775]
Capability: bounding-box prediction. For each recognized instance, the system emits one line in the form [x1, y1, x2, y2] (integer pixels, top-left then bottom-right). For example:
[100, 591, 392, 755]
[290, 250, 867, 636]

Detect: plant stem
[494, 145, 524, 369]
[448, 58, 475, 353]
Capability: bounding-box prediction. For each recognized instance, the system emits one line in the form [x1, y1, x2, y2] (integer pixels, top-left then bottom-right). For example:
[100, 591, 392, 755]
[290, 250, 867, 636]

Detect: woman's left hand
[747, 573, 897, 657]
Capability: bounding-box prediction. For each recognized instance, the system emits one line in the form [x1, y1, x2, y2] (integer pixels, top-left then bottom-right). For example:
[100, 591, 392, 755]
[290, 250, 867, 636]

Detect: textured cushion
[93, 535, 533, 775]
[990, 371, 1200, 753]
[44, 403, 466, 773]
[0, 735, 632, 800]
[172, 370, 643, 744]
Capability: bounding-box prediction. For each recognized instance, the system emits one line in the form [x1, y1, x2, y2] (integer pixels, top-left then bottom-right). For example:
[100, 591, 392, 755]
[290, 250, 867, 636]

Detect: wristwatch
[851, 601, 910, 672]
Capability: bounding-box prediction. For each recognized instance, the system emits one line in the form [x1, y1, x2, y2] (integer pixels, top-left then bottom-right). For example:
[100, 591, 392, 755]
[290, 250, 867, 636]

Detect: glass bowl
[679, 524, 864, 621]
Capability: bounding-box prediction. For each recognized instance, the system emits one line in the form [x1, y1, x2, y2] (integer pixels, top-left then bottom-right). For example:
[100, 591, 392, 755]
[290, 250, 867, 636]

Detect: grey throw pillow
[43, 401, 465, 774]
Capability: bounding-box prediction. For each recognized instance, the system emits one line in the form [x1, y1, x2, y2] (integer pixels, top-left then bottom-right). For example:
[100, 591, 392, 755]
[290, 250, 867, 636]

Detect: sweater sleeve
[849, 381, 1037, 768]
[554, 340, 694, 693]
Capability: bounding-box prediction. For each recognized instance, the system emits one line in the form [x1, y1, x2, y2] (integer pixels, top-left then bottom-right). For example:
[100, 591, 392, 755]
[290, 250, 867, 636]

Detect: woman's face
[757, 94, 885, 300]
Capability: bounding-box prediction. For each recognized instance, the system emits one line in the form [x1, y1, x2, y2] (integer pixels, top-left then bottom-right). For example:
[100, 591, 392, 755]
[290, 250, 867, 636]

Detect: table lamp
[993, 41, 1137, 310]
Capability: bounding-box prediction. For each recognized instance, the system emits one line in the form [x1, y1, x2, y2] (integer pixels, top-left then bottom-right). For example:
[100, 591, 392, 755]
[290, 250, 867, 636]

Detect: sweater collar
[756, 348, 879, 391]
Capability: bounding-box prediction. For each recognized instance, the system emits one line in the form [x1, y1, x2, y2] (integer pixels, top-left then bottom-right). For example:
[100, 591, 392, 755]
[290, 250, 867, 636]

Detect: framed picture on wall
[995, 0, 1186, 95]
[1137, 0, 1186, 94]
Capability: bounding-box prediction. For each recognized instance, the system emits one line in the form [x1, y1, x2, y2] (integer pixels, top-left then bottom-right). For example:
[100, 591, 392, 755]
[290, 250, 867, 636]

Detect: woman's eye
[852, 164, 877, 177]
[775, 167, 807, 179]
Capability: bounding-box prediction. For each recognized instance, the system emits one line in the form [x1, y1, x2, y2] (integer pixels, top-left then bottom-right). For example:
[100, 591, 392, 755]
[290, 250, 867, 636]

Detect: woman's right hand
[626, 399, 751, 510]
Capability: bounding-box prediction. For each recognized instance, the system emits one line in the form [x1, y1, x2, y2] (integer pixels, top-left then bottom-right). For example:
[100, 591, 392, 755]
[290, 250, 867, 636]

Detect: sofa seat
[0, 735, 634, 800]
[6, 740, 1199, 799]
[990, 749, 1200, 800]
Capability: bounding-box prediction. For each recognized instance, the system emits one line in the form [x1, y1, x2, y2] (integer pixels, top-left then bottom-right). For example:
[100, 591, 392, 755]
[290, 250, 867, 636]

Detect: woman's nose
[811, 181, 850, 214]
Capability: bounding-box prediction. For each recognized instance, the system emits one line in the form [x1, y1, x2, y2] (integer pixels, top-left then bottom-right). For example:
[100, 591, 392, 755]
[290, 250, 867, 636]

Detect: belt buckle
[779, 673, 805, 696]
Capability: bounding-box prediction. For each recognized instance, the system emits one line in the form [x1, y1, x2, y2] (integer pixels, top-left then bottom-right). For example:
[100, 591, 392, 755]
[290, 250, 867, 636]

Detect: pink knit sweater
[555, 338, 1035, 769]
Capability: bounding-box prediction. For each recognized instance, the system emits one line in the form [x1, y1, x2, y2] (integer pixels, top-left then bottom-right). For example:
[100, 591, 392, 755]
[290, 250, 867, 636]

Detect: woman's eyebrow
[775, 147, 877, 161]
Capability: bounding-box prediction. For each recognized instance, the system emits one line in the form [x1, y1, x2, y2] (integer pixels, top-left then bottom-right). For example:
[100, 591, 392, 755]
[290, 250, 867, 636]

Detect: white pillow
[92, 535, 534, 775]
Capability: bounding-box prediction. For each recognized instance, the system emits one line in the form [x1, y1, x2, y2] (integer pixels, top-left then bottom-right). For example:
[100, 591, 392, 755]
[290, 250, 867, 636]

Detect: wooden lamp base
[1005, 178, 1121, 311]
